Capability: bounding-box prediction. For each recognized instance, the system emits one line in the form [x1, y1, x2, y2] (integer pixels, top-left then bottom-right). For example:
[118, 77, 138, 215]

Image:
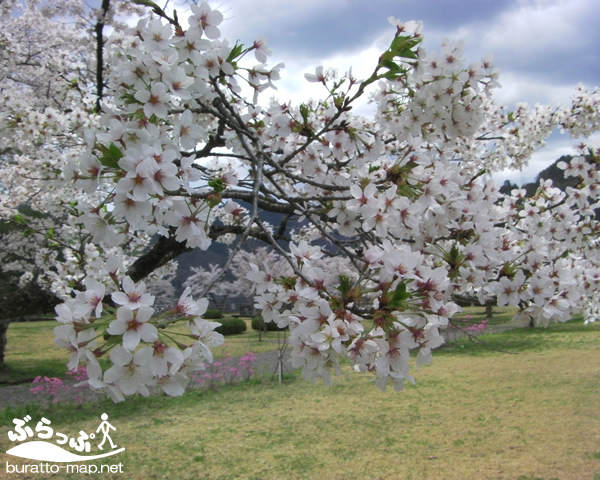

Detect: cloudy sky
[177, 0, 600, 185]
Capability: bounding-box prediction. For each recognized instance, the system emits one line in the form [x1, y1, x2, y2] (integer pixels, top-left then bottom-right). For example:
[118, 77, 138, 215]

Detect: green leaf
[277, 276, 297, 291]
[390, 35, 421, 56]
[336, 274, 351, 299]
[380, 58, 400, 72]
[206, 192, 221, 208]
[379, 51, 396, 65]
[389, 281, 411, 309]
[396, 49, 418, 60]
[500, 261, 517, 279]
[97, 143, 124, 169]
[299, 103, 310, 124]
[382, 69, 407, 81]
[17, 204, 48, 219]
[227, 42, 245, 63]
[390, 35, 411, 51]
[444, 243, 466, 280]
[11, 214, 25, 225]
[122, 93, 143, 105]
[131, 0, 160, 8]
[103, 333, 123, 346]
[208, 178, 225, 193]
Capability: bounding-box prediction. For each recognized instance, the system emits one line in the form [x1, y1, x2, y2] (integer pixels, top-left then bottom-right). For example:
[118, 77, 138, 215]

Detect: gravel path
[0, 349, 294, 410]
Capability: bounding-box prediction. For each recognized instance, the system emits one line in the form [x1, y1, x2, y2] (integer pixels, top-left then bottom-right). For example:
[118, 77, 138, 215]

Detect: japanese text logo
[5, 413, 125, 462]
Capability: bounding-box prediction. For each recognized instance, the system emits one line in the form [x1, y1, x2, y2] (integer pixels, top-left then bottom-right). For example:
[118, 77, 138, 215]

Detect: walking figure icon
[96, 413, 117, 450]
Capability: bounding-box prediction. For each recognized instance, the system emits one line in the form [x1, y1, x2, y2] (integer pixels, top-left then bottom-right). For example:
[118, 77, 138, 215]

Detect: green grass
[439, 316, 590, 356]
[0, 307, 529, 385]
[214, 317, 289, 358]
[1, 319, 599, 479]
[452, 304, 517, 327]
[0, 317, 287, 385]
[0, 321, 69, 384]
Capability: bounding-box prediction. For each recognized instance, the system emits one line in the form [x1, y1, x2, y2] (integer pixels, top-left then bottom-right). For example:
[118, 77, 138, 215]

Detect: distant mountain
[523, 155, 581, 196]
[499, 155, 582, 196]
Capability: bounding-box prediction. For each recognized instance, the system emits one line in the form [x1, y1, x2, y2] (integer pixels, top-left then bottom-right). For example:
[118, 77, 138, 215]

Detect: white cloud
[218, 0, 372, 57]
[492, 71, 580, 107]
[494, 130, 600, 185]
[169, 0, 598, 180]
[483, 0, 580, 53]
[454, 0, 599, 84]
[273, 44, 383, 115]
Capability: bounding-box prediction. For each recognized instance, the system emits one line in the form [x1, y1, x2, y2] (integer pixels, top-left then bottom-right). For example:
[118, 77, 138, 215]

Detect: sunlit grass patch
[0, 317, 287, 385]
[452, 304, 517, 327]
[438, 316, 593, 356]
[0, 320, 69, 384]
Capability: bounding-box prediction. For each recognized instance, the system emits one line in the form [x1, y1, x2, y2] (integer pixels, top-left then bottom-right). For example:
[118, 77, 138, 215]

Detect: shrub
[214, 317, 247, 336]
[204, 308, 223, 319]
[251, 316, 288, 332]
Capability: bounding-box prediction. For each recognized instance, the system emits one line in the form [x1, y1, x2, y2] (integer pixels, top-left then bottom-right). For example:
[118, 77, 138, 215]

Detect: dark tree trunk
[127, 233, 191, 282]
[0, 318, 9, 370]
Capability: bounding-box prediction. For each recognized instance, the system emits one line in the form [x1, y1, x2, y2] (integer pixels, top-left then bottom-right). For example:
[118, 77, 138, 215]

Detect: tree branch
[94, 0, 110, 113]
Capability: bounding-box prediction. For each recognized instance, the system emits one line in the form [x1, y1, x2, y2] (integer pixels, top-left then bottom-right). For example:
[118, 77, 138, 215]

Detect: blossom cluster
[53, 277, 224, 402]
[64, 3, 285, 251]
[251, 240, 452, 390]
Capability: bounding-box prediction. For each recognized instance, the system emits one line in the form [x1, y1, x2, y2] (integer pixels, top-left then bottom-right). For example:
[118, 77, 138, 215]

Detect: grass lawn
[1, 318, 599, 479]
[0, 320, 69, 384]
[0, 317, 287, 384]
[0, 306, 510, 385]
[452, 305, 517, 326]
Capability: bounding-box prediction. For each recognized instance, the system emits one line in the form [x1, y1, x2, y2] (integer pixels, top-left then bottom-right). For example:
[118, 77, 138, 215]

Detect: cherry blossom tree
[0, 0, 165, 368]
[183, 263, 234, 310]
[182, 246, 357, 311]
[1, 0, 599, 398]
[0, 0, 100, 367]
